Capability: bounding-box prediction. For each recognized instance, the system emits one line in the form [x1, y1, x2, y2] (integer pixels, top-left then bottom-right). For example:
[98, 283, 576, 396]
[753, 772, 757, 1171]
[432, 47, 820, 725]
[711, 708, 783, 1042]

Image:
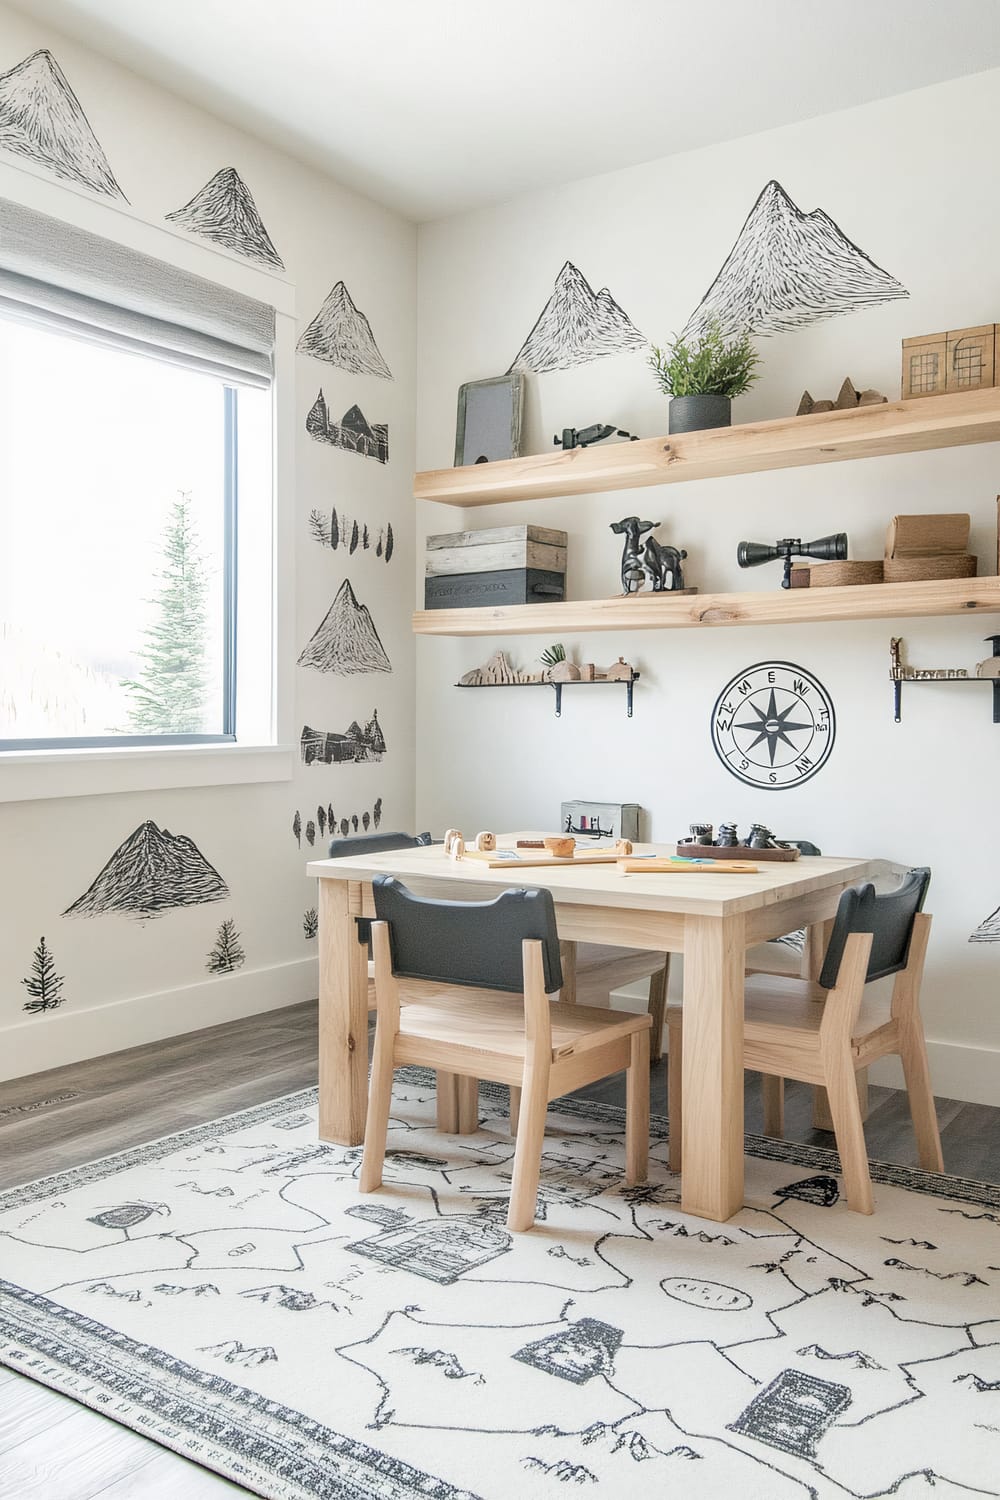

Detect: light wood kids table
[306, 837, 879, 1223]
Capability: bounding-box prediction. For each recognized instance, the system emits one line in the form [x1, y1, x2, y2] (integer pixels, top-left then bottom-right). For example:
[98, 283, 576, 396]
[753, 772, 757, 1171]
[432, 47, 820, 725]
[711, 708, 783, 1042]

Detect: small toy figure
[615, 838, 634, 856]
[554, 424, 640, 450]
[610, 517, 688, 594]
[475, 831, 496, 851]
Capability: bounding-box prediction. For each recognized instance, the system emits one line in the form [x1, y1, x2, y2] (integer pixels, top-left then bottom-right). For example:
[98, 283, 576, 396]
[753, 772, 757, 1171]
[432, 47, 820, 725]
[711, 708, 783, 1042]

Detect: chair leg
[359, 1033, 395, 1193]
[626, 1029, 650, 1185]
[507, 1063, 548, 1232]
[666, 1012, 682, 1173]
[647, 959, 668, 1064]
[456, 1076, 479, 1135]
[509, 1085, 521, 1137]
[436, 1071, 458, 1134]
[900, 1025, 944, 1172]
[761, 1074, 785, 1138]
[824, 1060, 874, 1214]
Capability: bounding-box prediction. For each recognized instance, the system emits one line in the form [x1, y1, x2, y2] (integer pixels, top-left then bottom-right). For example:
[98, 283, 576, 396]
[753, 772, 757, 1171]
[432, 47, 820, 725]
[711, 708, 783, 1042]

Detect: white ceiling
[11, 0, 1000, 221]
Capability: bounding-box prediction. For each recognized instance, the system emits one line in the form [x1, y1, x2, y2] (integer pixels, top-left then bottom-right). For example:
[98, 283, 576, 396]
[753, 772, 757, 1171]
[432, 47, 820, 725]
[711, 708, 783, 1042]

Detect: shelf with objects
[455, 649, 639, 717]
[890, 635, 1000, 725]
[413, 387, 1000, 509]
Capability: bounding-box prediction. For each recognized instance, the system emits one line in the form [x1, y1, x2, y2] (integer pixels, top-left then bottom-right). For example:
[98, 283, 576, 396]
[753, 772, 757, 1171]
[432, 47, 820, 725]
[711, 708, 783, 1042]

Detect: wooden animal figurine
[443, 829, 462, 856]
[449, 836, 466, 860]
[615, 838, 633, 856]
[475, 831, 497, 851]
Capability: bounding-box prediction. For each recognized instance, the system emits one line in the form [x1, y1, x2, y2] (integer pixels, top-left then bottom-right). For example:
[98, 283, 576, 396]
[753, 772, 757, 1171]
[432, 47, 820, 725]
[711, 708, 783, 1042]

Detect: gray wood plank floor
[1, 951, 996, 1497]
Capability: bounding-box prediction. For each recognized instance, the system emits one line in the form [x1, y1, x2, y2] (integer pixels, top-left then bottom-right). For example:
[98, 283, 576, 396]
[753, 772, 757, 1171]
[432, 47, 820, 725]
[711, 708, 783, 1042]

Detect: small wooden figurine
[796, 377, 887, 416]
[444, 829, 462, 856]
[901, 325, 998, 400]
[475, 831, 497, 851]
[449, 836, 465, 861]
[614, 838, 633, 856]
[604, 657, 635, 681]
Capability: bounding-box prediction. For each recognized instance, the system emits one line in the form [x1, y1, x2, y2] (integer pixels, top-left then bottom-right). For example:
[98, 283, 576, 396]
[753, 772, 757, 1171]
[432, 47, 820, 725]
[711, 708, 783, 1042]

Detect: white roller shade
[0, 198, 274, 387]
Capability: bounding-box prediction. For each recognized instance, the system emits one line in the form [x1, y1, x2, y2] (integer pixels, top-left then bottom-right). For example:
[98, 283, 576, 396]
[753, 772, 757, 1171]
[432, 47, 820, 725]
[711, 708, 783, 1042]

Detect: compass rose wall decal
[711, 662, 835, 789]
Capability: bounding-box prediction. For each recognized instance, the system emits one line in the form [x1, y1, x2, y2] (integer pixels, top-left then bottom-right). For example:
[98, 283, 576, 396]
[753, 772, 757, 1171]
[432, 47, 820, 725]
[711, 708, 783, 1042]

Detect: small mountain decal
[297, 280, 392, 378]
[166, 167, 284, 270]
[0, 48, 125, 199]
[683, 179, 907, 340]
[507, 260, 647, 373]
[969, 904, 1000, 942]
[64, 820, 229, 918]
[298, 579, 391, 675]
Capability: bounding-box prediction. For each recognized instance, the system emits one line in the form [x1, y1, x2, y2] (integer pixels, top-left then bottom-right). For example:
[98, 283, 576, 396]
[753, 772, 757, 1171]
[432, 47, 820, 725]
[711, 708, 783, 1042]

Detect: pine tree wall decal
[292, 811, 302, 847]
[207, 918, 245, 974]
[303, 908, 318, 939]
[21, 936, 66, 1013]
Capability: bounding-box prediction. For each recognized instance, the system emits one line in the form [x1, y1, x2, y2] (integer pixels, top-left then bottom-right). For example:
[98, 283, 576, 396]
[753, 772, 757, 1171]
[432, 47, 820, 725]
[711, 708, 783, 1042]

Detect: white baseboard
[4, 958, 319, 1083]
[611, 979, 1000, 1108]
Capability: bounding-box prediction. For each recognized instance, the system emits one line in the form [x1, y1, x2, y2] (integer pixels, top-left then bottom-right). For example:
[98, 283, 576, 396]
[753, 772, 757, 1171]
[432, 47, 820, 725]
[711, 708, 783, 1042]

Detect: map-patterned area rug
[1, 1073, 999, 1500]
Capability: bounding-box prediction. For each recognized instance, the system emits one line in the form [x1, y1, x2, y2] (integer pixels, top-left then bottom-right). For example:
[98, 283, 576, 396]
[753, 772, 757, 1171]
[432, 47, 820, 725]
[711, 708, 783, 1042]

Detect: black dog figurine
[610, 516, 687, 594]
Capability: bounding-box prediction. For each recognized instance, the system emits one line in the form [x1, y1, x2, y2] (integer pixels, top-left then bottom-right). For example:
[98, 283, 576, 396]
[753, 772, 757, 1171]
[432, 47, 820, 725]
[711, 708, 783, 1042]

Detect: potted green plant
[648, 318, 760, 434]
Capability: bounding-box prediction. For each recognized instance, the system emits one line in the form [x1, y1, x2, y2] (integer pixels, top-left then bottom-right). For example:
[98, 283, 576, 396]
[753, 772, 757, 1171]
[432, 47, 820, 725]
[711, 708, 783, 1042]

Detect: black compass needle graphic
[734, 689, 812, 764]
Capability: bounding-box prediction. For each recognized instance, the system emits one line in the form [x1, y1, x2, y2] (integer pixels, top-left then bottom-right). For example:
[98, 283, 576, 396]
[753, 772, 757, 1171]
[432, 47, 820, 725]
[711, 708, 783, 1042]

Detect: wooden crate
[424, 568, 566, 609]
[902, 325, 997, 399]
[426, 524, 567, 577]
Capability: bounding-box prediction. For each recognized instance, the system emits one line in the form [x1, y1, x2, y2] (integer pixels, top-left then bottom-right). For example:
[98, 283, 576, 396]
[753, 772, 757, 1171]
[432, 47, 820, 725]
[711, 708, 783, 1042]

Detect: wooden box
[901, 325, 997, 399]
[424, 568, 566, 609]
[426, 524, 567, 577]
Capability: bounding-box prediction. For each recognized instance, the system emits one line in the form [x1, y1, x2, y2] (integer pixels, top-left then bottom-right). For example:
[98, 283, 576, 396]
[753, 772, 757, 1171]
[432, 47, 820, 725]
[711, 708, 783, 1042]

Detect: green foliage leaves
[648, 318, 760, 399]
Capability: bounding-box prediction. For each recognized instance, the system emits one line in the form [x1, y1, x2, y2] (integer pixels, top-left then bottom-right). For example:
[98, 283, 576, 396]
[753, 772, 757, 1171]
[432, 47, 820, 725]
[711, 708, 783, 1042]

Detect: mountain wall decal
[507, 261, 647, 374]
[297, 579, 391, 675]
[166, 167, 284, 270]
[306, 390, 389, 464]
[64, 820, 229, 918]
[969, 904, 1000, 942]
[297, 281, 392, 378]
[683, 179, 908, 340]
[0, 48, 125, 199]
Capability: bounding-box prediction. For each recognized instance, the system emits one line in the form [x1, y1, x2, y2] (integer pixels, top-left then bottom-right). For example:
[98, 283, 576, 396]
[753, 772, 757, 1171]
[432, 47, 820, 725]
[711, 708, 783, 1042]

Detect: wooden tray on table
[673, 843, 801, 862]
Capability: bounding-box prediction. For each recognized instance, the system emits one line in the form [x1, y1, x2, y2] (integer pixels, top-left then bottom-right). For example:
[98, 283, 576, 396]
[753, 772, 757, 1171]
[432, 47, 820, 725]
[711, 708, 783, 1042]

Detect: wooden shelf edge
[413, 577, 1000, 637]
[414, 388, 1000, 507]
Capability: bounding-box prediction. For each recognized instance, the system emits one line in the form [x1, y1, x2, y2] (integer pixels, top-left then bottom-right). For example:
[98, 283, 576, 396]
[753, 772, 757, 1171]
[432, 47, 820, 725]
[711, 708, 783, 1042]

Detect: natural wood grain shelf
[413, 576, 1000, 637]
[414, 388, 1000, 508]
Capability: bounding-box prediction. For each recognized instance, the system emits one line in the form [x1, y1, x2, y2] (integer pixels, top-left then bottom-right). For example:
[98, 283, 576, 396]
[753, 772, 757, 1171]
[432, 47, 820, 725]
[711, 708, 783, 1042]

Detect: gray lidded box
[561, 801, 641, 841]
[424, 568, 565, 609]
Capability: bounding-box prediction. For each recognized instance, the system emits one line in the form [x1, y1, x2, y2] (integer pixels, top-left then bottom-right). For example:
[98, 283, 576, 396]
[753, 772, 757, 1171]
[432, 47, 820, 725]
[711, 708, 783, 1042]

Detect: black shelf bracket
[456, 674, 639, 718]
[891, 635, 1000, 724]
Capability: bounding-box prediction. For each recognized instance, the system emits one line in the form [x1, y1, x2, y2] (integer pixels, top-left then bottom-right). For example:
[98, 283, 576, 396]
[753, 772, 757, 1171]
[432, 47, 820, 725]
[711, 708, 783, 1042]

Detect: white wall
[0, 5, 416, 1079]
[416, 69, 1000, 1105]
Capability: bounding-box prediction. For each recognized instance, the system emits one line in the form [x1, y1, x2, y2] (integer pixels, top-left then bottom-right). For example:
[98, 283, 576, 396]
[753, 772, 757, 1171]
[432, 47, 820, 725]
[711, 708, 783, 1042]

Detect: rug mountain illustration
[0, 1078, 997, 1500]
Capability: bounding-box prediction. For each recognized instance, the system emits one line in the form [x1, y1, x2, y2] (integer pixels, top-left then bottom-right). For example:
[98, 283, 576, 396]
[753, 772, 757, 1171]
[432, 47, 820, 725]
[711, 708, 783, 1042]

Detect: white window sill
[0, 743, 295, 803]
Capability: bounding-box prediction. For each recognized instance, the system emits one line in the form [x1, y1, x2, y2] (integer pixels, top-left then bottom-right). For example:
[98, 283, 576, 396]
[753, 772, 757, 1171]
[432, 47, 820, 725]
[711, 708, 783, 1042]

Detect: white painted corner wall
[0, 2, 417, 1082]
[415, 68, 1000, 1107]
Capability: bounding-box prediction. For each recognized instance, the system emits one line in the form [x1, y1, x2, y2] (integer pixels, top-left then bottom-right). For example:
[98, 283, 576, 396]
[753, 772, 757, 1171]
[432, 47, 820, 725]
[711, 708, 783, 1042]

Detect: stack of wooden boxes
[884, 513, 977, 582]
[424, 524, 567, 609]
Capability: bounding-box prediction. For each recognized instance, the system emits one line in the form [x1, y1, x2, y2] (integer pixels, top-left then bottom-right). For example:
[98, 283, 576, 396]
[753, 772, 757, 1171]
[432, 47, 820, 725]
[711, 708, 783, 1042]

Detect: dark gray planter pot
[668, 393, 732, 434]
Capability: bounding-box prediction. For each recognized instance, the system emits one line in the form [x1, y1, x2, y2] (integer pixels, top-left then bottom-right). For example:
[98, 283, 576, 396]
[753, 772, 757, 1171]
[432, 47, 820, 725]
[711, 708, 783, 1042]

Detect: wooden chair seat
[396, 988, 651, 1066]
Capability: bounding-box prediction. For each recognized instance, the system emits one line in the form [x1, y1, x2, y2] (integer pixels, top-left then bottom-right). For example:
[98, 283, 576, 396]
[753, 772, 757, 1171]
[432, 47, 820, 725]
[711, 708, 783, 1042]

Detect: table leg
[806, 917, 870, 1129]
[318, 878, 370, 1145]
[681, 913, 745, 1221]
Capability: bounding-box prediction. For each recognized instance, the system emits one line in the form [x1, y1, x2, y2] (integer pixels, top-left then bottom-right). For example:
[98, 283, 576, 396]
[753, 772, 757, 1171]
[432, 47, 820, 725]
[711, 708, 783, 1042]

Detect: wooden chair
[360, 875, 651, 1231]
[666, 868, 942, 1214]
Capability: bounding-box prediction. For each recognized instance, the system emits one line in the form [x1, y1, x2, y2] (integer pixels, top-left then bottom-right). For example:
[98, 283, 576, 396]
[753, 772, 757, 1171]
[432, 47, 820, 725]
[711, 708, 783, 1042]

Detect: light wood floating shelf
[413, 388, 1000, 508]
[413, 577, 1000, 637]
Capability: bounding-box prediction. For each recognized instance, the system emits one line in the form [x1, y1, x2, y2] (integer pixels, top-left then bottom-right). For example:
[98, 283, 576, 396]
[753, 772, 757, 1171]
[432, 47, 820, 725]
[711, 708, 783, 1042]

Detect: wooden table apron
[307, 843, 878, 1223]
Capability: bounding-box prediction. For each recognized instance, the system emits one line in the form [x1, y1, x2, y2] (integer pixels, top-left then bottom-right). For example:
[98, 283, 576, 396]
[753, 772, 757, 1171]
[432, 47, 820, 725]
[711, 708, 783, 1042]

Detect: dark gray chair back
[372, 874, 564, 995]
[328, 831, 432, 859]
[818, 867, 930, 991]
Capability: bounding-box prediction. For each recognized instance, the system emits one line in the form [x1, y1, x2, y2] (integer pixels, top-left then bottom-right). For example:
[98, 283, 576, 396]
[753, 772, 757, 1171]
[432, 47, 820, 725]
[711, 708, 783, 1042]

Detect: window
[0, 198, 275, 752]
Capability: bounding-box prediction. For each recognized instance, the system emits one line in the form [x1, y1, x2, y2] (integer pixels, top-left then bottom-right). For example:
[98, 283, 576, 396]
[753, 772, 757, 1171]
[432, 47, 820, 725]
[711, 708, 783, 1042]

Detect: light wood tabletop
[307, 835, 880, 1222]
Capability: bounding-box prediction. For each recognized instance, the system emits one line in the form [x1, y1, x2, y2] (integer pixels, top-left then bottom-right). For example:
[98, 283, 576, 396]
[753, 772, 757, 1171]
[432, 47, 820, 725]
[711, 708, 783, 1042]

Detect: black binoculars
[737, 533, 848, 588]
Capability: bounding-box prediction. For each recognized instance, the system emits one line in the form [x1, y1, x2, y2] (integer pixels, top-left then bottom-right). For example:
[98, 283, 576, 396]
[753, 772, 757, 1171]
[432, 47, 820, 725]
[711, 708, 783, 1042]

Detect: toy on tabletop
[737, 533, 848, 589]
[554, 423, 640, 450]
[475, 831, 496, 852]
[610, 516, 689, 595]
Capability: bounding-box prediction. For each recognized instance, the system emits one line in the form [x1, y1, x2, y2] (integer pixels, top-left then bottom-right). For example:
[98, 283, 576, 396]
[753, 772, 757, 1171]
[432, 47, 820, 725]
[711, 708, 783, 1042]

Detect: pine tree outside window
[0, 201, 275, 753]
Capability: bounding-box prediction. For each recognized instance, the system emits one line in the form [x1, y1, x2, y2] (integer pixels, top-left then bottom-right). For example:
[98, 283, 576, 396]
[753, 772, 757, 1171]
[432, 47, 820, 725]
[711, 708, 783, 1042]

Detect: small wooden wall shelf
[456, 675, 639, 717]
[415, 576, 1000, 638]
[414, 388, 1000, 509]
